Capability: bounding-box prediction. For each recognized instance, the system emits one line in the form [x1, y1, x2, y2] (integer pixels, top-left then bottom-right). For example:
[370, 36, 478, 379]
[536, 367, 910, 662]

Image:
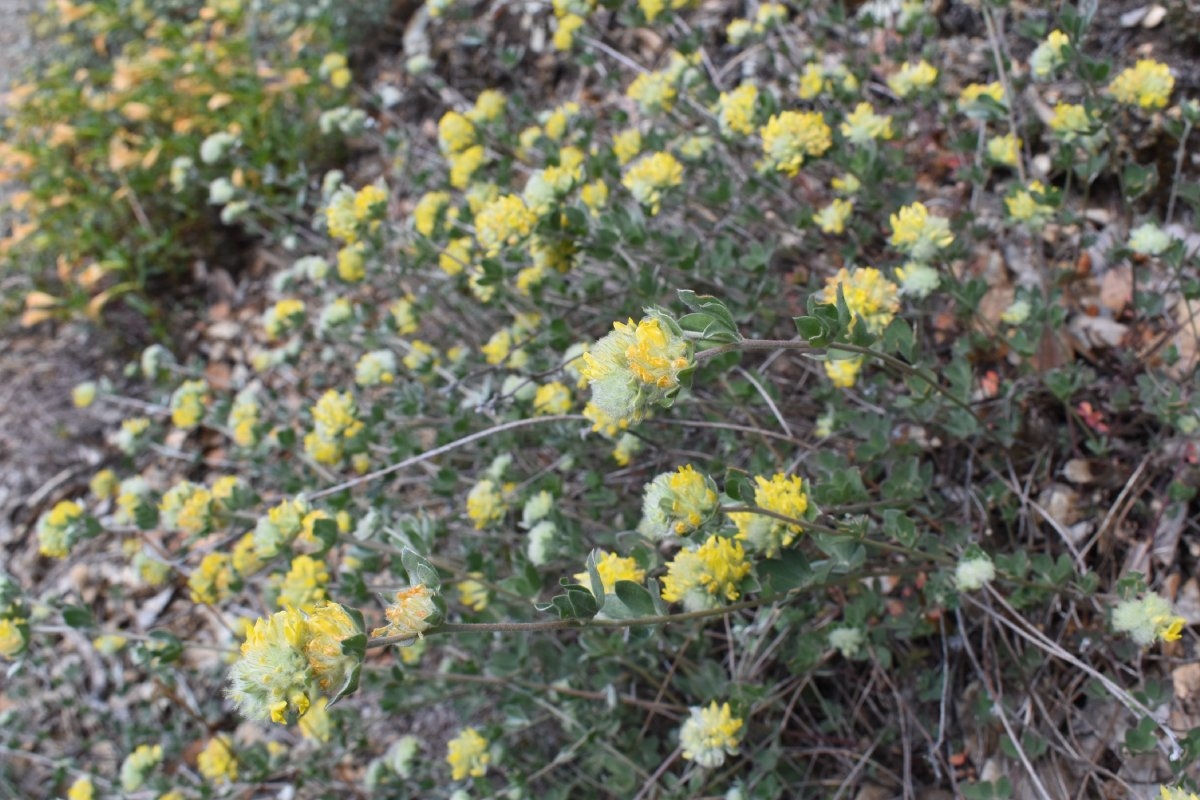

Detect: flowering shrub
[1, 0, 366, 321]
[7, 0, 1200, 798]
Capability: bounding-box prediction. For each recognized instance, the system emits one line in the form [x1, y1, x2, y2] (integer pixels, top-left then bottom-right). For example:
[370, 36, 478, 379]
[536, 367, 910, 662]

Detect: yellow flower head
[197, 735, 238, 785]
[797, 62, 857, 100]
[660, 535, 752, 611]
[1049, 102, 1102, 146]
[438, 110, 476, 155]
[413, 191, 453, 238]
[254, 497, 309, 557]
[760, 111, 832, 176]
[446, 727, 490, 780]
[581, 314, 692, 429]
[1112, 592, 1186, 647]
[1109, 59, 1174, 110]
[1030, 30, 1070, 80]
[958, 81, 1006, 118]
[304, 390, 364, 466]
[575, 551, 646, 595]
[638, 465, 719, 538]
[622, 151, 684, 215]
[0, 618, 27, 660]
[612, 128, 643, 166]
[840, 102, 893, 145]
[626, 71, 677, 115]
[824, 355, 865, 388]
[469, 89, 507, 123]
[814, 198, 854, 235]
[986, 133, 1020, 167]
[679, 701, 743, 768]
[887, 59, 937, 98]
[819, 266, 901, 335]
[728, 472, 808, 557]
[372, 584, 439, 640]
[467, 478, 509, 529]
[72, 381, 97, 409]
[553, 13, 586, 50]
[120, 743, 163, 792]
[889, 202, 953, 261]
[457, 575, 489, 611]
[189, 552, 234, 605]
[170, 379, 209, 429]
[474, 194, 537, 257]
[1005, 180, 1055, 227]
[717, 83, 759, 137]
[66, 777, 94, 800]
[37, 499, 86, 558]
[277, 554, 330, 611]
[449, 145, 487, 189]
[263, 298, 305, 340]
[533, 381, 572, 415]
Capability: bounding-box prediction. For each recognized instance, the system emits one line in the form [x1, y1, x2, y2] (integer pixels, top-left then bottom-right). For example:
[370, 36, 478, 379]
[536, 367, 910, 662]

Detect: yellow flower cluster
[639, 464, 719, 539]
[717, 83, 759, 137]
[660, 535, 752, 611]
[815, 198, 853, 235]
[986, 133, 1020, 167]
[957, 82, 1006, 118]
[253, 497, 309, 557]
[0, 618, 27, 660]
[1005, 180, 1055, 227]
[120, 743, 163, 792]
[622, 151, 684, 215]
[533, 381, 572, 415]
[887, 59, 937, 98]
[626, 66, 680, 115]
[760, 111, 832, 176]
[263, 297, 305, 340]
[840, 102, 893, 145]
[228, 390, 260, 447]
[276, 554, 330, 611]
[227, 602, 362, 725]
[797, 62, 858, 100]
[474, 194, 537, 257]
[581, 314, 692, 430]
[1109, 59, 1174, 110]
[1049, 103, 1103, 149]
[197, 735, 238, 785]
[414, 191, 453, 237]
[1029, 30, 1069, 80]
[37, 499, 86, 558]
[889, 202, 953, 262]
[170, 379, 210, 429]
[728, 473, 808, 557]
[189, 552, 234, 604]
[467, 478, 511, 529]
[679, 701, 743, 768]
[446, 727, 490, 780]
[159, 480, 215, 534]
[438, 110, 476, 155]
[1111, 592, 1185, 647]
[372, 584, 440, 641]
[574, 551, 646, 595]
[304, 389, 364, 466]
[612, 128, 643, 166]
[820, 266, 901, 336]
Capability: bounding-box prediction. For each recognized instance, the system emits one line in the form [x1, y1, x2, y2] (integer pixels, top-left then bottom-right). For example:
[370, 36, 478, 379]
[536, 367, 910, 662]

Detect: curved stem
[309, 414, 587, 500]
[698, 338, 986, 431]
[367, 595, 779, 649]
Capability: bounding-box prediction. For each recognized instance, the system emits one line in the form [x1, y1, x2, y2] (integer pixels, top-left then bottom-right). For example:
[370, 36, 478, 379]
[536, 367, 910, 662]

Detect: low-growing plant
[0, 0, 372, 322]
